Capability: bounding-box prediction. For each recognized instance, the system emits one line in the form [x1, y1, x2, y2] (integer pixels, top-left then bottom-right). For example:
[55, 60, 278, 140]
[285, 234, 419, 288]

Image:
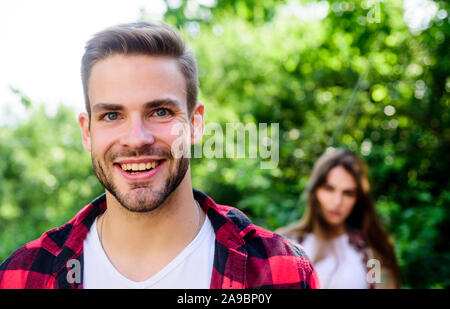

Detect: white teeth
[120, 161, 159, 171]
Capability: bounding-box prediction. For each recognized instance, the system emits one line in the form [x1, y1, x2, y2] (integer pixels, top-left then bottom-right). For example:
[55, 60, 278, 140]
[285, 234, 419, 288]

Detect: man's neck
[96, 171, 204, 281]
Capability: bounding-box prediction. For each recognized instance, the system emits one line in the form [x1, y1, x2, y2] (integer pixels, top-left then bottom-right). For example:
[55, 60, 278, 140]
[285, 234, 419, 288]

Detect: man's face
[79, 54, 202, 212]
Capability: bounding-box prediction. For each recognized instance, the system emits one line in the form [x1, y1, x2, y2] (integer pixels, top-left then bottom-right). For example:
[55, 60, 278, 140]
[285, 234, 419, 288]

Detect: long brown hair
[277, 148, 401, 287]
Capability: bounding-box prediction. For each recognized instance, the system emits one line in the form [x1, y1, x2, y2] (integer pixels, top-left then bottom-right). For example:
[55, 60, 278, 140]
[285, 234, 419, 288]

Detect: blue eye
[106, 112, 119, 121]
[155, 108, 168, 117]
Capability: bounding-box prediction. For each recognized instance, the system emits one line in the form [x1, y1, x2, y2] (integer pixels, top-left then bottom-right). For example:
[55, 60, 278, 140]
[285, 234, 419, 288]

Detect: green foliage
[163, 0, 287, 27]
[0, 104, 104, 259]
[161, 0, 449, 288]
[0, 0, 448, 289]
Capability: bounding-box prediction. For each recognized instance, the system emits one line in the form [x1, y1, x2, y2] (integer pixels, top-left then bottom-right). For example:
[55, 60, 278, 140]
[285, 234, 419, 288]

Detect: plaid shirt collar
[2, 189, 318, 289]
[37, 190, 255, 288]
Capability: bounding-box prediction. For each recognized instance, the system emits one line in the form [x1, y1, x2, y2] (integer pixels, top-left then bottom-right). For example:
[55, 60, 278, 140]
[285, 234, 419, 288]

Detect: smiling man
[0, 22, 320, 289]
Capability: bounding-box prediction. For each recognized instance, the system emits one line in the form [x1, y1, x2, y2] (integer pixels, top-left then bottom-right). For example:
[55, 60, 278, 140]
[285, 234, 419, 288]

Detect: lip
[328, 210, 342, 217]
[114, 159, 166, 181]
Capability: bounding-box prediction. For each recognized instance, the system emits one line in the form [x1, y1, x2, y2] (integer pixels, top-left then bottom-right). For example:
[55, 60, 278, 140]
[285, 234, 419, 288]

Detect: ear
[190, 101, 204, 145]
[78, 112, 92, 152]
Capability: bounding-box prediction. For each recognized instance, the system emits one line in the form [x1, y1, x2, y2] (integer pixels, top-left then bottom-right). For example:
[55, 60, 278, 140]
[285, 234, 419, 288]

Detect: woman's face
[316, 166, 358, 228]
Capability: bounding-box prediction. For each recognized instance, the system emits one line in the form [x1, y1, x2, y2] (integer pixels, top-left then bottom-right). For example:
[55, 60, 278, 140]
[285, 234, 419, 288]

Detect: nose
[120, 116, 155, 148]
[334, 192, 344, 207]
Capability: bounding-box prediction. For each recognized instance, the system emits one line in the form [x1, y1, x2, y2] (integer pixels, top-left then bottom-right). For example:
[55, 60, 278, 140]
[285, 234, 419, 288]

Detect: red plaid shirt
[0, 190, 320, 289]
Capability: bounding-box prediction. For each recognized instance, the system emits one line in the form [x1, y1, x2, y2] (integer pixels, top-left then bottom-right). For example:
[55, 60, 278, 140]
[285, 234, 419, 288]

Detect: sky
[0, 0, 443, 126]
[0, 0, 167, 124]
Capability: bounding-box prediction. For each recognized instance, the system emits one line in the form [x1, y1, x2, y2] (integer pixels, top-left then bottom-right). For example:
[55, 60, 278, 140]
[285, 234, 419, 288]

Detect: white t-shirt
[82, 215, 216, 289]
[301, 233, 368, 289]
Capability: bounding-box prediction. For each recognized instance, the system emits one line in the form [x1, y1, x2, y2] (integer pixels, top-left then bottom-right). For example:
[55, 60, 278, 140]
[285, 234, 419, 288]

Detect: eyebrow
[143, 99, 181, 110]
[92, 98, 182, 114]
[92, 103, 123, 114]
[325, 183, 357, 192]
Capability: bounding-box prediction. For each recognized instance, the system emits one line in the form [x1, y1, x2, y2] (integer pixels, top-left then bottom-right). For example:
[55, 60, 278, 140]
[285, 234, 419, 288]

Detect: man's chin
[98, 156, 189, 213]
[111, 187, 167, 213]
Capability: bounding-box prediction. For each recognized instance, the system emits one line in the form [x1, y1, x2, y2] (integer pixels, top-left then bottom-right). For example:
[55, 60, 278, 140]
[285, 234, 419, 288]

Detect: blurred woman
[276, 148, 401, 288]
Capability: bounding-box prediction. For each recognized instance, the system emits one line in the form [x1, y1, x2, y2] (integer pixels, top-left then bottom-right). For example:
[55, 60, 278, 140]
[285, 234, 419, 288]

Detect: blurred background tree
[0, 0, 448, 288]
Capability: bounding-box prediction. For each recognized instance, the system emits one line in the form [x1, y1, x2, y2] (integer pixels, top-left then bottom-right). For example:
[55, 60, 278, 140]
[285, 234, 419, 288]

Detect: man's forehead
[88, 54, 186, 91]
[91, 54, 181, 73]
[88, 54, 188, 112]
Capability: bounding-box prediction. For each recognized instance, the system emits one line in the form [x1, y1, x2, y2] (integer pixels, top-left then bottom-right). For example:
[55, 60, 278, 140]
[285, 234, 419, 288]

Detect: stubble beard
[91, 147, 189, 213]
